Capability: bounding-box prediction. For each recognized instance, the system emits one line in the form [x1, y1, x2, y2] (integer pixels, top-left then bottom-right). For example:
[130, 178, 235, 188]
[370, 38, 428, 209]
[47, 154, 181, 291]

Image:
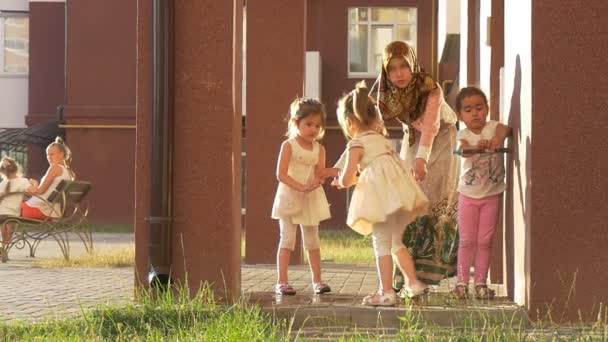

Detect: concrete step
[247, 291, 529, 330]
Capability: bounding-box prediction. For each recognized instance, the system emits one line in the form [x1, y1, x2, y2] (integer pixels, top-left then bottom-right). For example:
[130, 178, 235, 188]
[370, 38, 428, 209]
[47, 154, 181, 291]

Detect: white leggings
[372, 211, 408, 258]
[278, 219, 321, 251]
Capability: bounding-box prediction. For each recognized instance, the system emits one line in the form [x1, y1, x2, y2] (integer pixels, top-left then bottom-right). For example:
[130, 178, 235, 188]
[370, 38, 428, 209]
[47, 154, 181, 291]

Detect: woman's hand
[414, 158, 428, 182]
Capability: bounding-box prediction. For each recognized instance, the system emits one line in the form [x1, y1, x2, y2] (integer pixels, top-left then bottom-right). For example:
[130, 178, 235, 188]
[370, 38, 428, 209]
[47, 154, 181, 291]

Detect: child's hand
[477, 139, 491, 151]
[330, 178, 344, 189]
[26, 184, 38, 194]
[29, 179, 39, 187]
[487, 136, 505, 150]
[304, 178, 322, 192]
[320, 167, 341, 179]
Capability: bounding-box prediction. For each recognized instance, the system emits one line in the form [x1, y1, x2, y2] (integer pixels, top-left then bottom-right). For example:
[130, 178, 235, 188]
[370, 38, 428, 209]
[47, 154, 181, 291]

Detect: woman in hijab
[370, 41, 459, 294]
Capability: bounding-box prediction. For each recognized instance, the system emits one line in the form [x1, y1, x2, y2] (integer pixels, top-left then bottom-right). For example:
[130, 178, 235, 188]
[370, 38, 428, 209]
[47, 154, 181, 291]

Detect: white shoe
[399, 283, 429, 299]
[362, 291, 396, 306]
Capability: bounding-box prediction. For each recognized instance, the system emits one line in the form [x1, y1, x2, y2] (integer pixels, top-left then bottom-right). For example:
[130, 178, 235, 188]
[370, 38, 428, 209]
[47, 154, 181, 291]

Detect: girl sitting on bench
[22, 137, 75, 220]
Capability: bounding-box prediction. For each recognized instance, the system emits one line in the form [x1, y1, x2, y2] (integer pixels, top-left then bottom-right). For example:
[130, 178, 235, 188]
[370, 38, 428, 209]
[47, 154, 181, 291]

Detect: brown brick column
[245, 1, 307, 264]
[135, 0, 243, 298]
[529, 0, 608, 321]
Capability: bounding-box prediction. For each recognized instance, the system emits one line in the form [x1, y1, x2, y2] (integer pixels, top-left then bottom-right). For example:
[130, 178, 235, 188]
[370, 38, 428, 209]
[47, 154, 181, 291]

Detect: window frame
[347, 6, 417, 79]
[0, 12, 29, 77]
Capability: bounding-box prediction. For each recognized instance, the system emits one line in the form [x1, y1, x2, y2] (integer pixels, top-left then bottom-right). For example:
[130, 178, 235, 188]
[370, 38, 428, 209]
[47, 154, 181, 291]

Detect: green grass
[88, 224, 134, 234]
[38, 229, 375, 268]
[0, 280, 605, 340]
[319, 229, 375, 264]
[0, 284, 289, 341]
[34, 247, 135, 268]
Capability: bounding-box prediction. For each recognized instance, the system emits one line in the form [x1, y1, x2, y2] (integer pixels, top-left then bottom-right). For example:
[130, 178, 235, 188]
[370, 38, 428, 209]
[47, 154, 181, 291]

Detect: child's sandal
[274, 283, 296, 296]
[313, 282, 331, 294]
[474, 284, 495, 299]
[451, 284, 469, 299]
[397, 283, 430, 299]
[362, 291, 396, 306]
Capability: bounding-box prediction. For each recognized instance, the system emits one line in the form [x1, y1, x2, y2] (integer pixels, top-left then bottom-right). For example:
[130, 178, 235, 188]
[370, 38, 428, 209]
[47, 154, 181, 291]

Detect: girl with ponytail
[22, 137, 75, 220]
[333, 81, 429, 306]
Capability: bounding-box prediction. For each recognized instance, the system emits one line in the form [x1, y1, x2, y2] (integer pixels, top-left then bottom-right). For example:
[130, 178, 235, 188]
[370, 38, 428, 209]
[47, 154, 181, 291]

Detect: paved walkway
[0, 233, 134, 322]
[0, 233, 514, 326]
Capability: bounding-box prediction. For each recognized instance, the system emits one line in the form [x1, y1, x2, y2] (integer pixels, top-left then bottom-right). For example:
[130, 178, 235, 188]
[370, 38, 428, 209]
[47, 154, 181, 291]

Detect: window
[0, 14, 29, 74]
[348, 7, 417, 77]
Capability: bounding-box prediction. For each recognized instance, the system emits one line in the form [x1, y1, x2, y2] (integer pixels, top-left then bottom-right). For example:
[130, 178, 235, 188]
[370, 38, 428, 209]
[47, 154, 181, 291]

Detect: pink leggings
[457, 193, 501, 285]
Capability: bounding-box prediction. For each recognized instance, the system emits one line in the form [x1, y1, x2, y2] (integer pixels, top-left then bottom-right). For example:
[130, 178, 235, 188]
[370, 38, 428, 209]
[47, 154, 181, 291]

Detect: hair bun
[355, 80, 368, 93]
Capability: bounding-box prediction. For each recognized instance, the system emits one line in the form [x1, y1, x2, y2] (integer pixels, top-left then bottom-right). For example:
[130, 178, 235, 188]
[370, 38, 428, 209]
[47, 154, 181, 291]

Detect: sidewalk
[0, 233, 134, 322]
[0, 233, 519, 327]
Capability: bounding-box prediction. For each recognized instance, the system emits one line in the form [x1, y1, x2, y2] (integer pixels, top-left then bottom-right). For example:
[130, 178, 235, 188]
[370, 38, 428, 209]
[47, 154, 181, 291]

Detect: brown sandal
[451, 284, 469, 299]
[474, 284, 495, 299]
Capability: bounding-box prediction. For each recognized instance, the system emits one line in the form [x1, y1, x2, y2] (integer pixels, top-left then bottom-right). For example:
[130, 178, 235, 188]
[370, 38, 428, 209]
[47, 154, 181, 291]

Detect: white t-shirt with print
[0, 177, 31, 215]
[456, 120, 506, 199]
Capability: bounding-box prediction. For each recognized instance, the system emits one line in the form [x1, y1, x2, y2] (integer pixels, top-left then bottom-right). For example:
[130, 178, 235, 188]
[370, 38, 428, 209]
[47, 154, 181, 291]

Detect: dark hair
[336, 81, 379, 138]
[286, 98, 327, 139]
[0, 156, 21, 193]
[47, 136, 75, 179]
[455, 86, 489, 113]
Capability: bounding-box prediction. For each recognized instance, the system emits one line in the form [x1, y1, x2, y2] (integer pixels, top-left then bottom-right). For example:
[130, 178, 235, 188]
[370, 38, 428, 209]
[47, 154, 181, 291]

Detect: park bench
[0, 180, 93, 262]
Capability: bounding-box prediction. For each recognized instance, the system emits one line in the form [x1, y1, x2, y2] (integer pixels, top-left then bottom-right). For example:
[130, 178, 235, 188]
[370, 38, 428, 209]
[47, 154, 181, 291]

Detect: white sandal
[362, 291, 396, 306]
[398, 283, 429, 299]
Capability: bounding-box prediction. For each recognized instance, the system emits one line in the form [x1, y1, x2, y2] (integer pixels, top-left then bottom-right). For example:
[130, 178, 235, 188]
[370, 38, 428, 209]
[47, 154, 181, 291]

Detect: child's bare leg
[1, 223, 12, 246]
[393, 247, 425, 288]
[376, 255, 395, 293]
[276, 248, 291, 284]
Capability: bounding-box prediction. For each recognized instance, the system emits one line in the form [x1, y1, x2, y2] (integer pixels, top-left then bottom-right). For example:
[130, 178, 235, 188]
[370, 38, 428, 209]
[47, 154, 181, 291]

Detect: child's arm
[489, 123, 512, 150]
[313, 145, 330, 185]
[333, 150, 347, 170]
[336, 146, 363, 188]
[276, 141, 308, 192]
[458, 139, 476, 158]
[28, 164, 62, 194]
[325, 149, 348, 179]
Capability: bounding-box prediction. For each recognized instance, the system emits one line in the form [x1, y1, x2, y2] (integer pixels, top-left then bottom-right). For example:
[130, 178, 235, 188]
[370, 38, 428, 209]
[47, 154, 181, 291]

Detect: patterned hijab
[370, 41, 438, 146]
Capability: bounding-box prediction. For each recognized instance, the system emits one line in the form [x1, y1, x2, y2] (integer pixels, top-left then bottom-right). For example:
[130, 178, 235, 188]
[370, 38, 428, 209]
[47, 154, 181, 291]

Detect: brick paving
[0, 233, 514, 326]
[0, 233, 134, 322]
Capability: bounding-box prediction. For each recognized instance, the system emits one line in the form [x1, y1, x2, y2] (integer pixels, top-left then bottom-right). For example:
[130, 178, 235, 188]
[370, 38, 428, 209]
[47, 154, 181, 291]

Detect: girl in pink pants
[453, 87, 512, 299]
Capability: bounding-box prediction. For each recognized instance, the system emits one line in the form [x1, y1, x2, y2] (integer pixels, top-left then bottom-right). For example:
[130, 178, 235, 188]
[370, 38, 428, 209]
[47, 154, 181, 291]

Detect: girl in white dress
[271, 98, 334, 296]
[0, 157, 33, 255]
[333, 82, 429, 306]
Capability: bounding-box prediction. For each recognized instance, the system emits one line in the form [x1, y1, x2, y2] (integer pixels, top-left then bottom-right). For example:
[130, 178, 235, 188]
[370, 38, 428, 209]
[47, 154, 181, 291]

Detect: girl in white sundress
[271, 98, 336, 296]
[332, 81, 429, 306]
[0, 157, 34, 258]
